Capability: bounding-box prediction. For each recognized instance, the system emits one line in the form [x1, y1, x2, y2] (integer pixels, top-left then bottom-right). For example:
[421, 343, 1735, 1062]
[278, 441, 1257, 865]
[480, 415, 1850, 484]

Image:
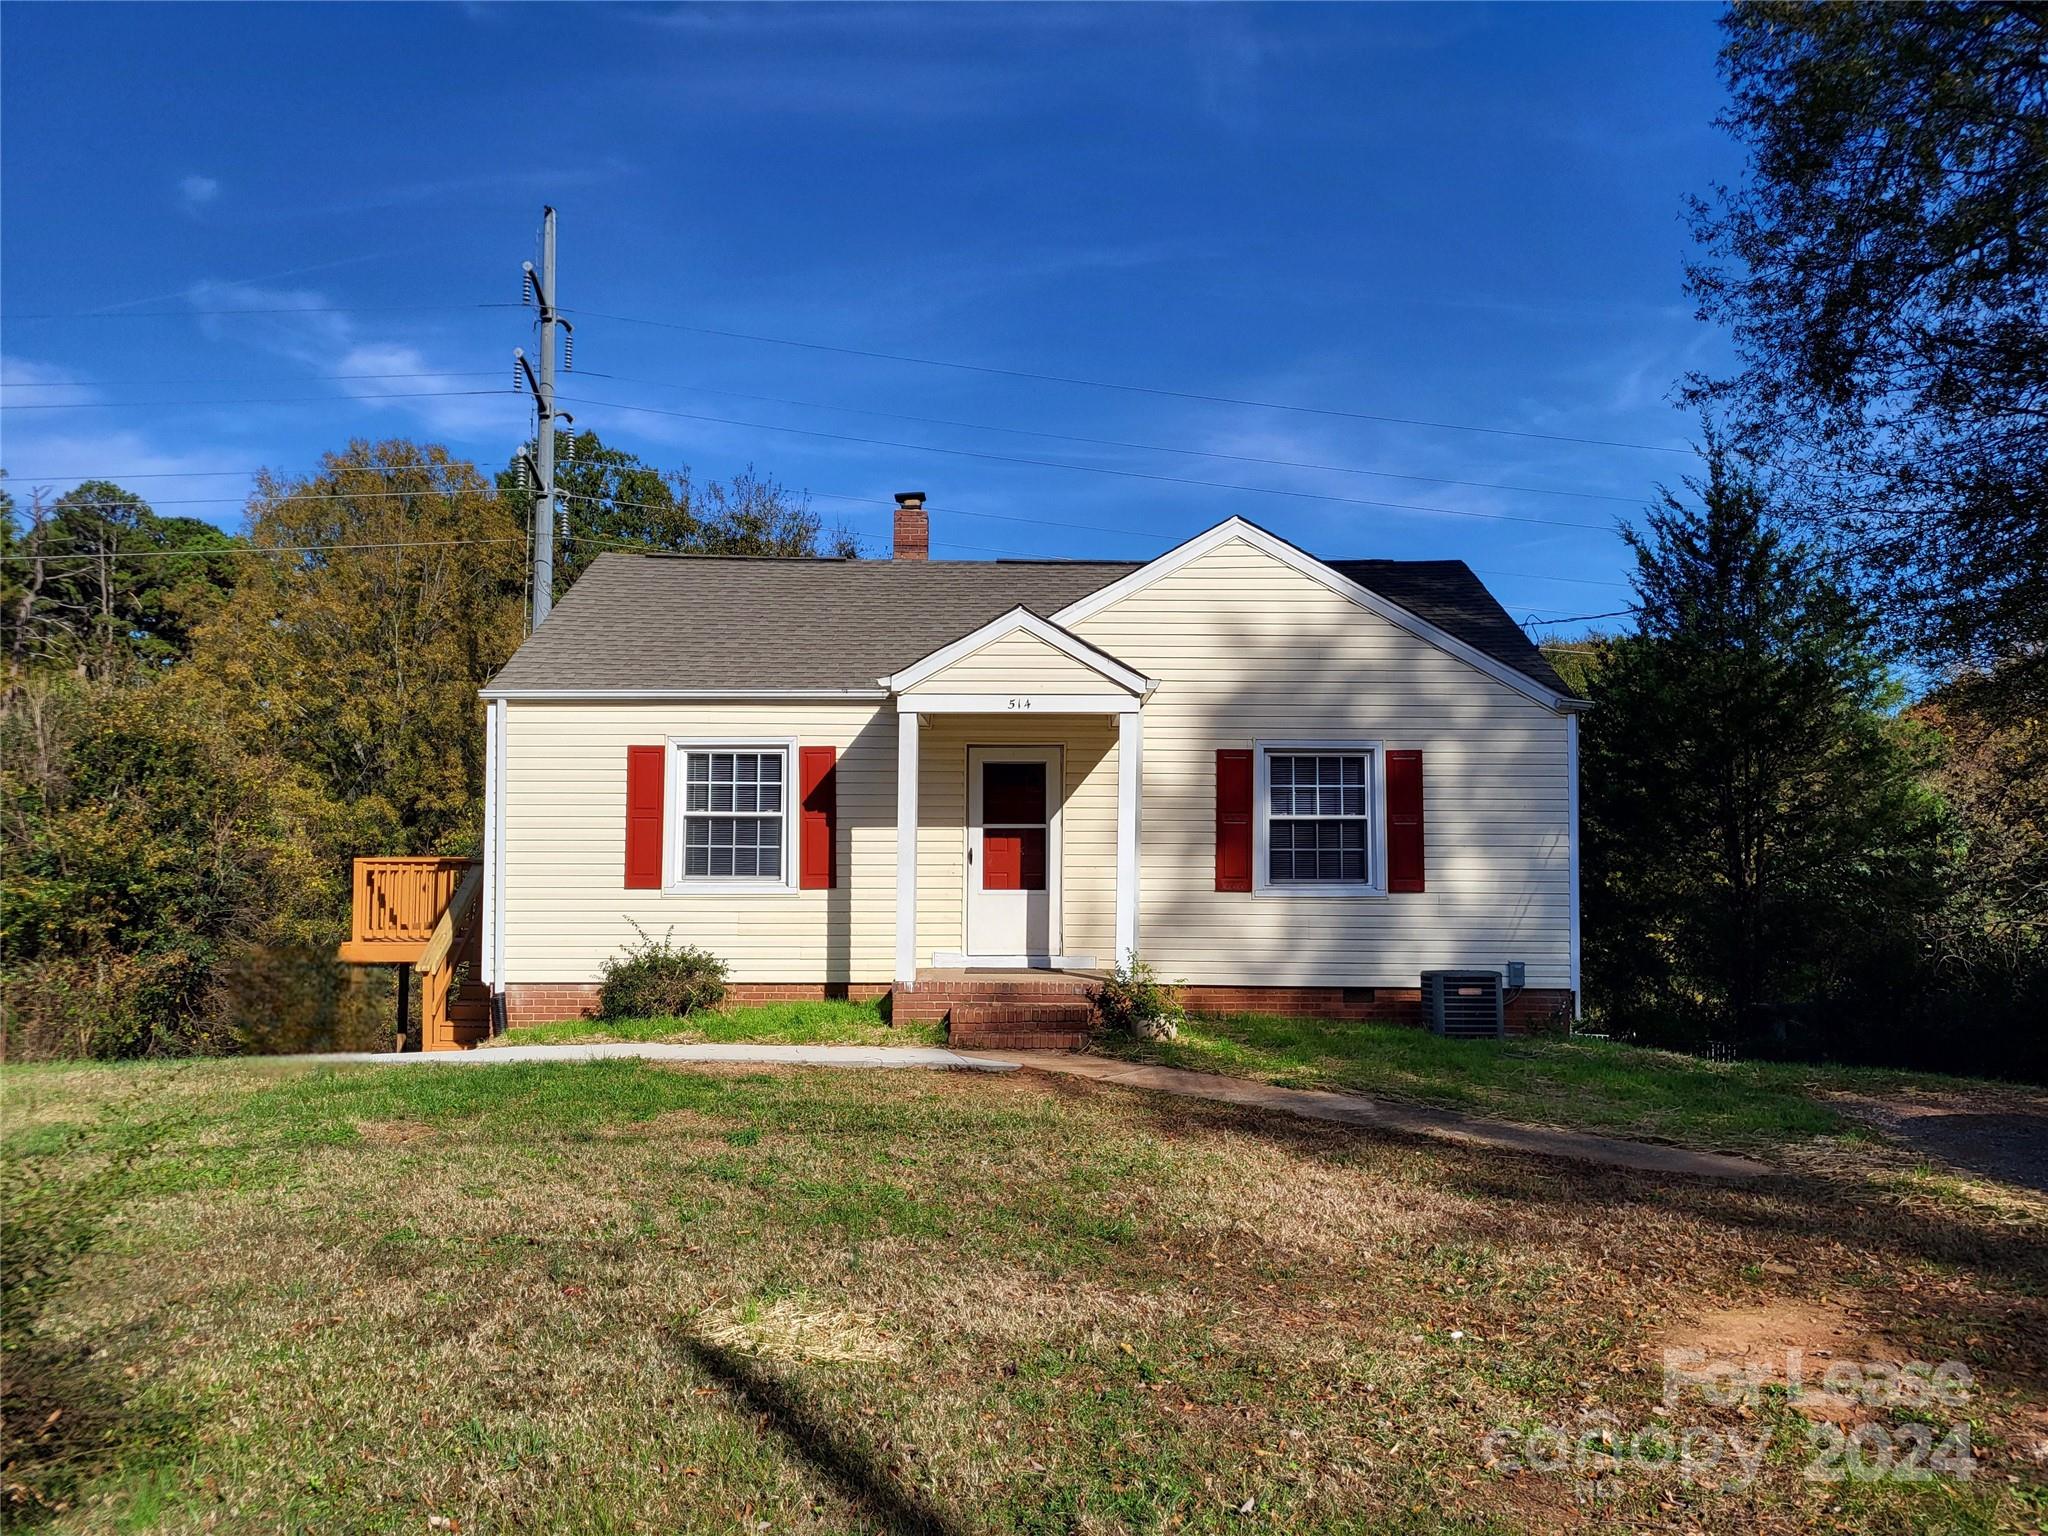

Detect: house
[475, 498, 1587, 1041]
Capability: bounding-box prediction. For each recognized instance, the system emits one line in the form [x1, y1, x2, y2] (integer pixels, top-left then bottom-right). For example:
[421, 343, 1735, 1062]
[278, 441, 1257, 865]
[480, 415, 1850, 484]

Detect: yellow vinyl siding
[501, 701, 897, 985]
[914, 713, 1118, 964]
[1070, 536, 1573, 989]
[501, 700, 1117, 983]
[911, 627, 1125, 694]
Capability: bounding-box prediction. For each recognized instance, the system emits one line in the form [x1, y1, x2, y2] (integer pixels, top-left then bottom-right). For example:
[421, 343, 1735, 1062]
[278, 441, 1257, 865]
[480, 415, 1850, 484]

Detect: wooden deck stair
[336, 856, 489, 1051]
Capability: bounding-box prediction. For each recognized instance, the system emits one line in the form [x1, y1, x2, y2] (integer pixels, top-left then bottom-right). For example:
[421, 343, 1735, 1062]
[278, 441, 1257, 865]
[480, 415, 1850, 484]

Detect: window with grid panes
[1265, 751, 1371, 885]
[681, 749, 786, 880]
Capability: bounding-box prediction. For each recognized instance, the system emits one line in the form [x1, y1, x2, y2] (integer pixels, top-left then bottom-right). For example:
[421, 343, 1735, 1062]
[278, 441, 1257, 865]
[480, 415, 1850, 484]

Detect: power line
[572, 371, 1651, 507]
[0, 303, 522, 321]
[2, 463, 500, 481]
[564, 307, 1695, 456]
[0, 389, 515, 412]
[1, 369, 498, 389]
[555, 392, 1619, 533]
[0, 535, 527, 564]
[1517, 606, 1636, 626]
[41, 487, 517, 510]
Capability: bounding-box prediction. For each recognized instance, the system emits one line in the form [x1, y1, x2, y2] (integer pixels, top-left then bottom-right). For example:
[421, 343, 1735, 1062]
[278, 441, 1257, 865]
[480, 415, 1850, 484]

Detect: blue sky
[1, 2, 1737, 632]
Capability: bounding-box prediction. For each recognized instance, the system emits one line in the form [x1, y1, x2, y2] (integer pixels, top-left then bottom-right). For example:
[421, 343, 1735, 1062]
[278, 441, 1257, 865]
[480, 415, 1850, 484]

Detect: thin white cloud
[0, 421, 264, 527]
[179, 174, 221, 212]
[182, 280, 517, 438]
[1, 353, 94, 393]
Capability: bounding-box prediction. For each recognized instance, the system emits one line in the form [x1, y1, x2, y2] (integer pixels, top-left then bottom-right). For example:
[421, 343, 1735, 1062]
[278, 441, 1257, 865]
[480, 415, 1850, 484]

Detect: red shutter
[624, 745, 664, 889]
[1387, 749, 1424, 893]
[1215, 749, 1253, 892]
[800, 745, 837, 890]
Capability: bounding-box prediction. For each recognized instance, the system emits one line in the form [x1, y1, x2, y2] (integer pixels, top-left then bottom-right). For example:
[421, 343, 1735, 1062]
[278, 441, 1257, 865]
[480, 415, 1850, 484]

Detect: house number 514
[1007, 697, 1033, 710]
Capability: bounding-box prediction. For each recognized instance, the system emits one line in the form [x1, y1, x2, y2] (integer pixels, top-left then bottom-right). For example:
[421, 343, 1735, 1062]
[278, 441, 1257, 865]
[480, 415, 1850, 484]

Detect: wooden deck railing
[415, 864, 486, 1052]
[336, 857, 479, 964]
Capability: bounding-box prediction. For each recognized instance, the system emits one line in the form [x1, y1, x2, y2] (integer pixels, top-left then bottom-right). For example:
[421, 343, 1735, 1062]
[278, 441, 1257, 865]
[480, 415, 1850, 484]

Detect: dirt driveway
[1833, 1084, 2048, 1194]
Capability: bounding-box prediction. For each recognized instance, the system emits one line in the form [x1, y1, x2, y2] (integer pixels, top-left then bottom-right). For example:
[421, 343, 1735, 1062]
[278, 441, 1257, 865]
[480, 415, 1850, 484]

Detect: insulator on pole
[563, 331, 573, 371]
[522, 267, 534, 306]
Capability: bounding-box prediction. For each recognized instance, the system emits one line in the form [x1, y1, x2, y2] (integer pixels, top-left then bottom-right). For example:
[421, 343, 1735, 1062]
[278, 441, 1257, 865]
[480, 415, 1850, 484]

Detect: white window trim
[1252, 738, 1388, 898]
[663, 736, 801, 895]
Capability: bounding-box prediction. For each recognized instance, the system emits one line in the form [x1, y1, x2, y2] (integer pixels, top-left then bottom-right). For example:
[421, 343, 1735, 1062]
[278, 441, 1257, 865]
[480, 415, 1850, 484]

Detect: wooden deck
[336, 856, 490, 1051]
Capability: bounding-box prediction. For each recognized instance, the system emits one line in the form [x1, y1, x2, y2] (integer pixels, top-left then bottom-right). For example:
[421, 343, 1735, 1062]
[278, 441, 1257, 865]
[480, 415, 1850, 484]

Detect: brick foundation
[503, 981, 890, 1028]
[503, 980, 1571, 1032]
[1179, 985, 1574, 1033]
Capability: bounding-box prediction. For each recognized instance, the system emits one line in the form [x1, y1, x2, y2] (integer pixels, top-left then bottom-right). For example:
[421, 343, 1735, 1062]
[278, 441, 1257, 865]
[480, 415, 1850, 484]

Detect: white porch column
[481, 698, 499, 989]
[1115, 707, 1142, 967]
[1566, 710, 1581, 1019]
[895, 707, 920, 989]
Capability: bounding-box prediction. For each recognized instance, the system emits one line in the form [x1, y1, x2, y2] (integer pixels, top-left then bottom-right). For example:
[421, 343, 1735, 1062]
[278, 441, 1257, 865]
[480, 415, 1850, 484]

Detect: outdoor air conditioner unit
[1421, 970, 1506, 1040]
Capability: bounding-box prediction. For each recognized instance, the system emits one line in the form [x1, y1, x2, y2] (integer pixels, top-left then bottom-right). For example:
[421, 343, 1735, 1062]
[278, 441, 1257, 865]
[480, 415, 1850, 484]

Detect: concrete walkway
[294, 1042, 1018, 1072]
[959, 1050, 1772, 1179]
[285, 1041, 1765, 1178]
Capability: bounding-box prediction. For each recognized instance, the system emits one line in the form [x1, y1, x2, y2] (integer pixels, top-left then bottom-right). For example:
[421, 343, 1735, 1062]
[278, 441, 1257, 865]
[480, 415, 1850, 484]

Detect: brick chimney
[893, 491, 929, 561]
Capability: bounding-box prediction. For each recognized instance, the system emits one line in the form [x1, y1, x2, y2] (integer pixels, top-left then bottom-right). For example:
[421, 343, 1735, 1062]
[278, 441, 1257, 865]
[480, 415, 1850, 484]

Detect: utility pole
[519, 207, 563, 630]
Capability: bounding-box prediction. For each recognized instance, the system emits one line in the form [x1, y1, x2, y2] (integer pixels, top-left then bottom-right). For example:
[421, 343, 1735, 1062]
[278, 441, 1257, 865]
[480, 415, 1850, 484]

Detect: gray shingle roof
[1325, 560, 1572, 694]
[486, 550, 1572, 696]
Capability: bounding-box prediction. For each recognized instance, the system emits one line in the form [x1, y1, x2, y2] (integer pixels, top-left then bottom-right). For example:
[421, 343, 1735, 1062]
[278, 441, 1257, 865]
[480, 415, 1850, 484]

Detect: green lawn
[508, 1000, 1955, 1160]
[4, 1054, 2044, 1534]
[1099, 1011, 1962, 1154]
[500, 997, 945, 1049]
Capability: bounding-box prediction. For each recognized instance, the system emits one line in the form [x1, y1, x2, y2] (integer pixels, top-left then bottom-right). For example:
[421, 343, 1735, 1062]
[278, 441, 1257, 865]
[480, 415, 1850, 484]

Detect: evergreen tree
[1582, 435, 1949, 1045]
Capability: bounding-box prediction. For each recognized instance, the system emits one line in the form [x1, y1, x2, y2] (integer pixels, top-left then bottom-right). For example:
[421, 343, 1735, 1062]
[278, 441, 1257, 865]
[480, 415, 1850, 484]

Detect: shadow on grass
[2, 1336, 190, 1529]
[679, 1336, 958, 1536]
[1088, 1073, 2048, 1318]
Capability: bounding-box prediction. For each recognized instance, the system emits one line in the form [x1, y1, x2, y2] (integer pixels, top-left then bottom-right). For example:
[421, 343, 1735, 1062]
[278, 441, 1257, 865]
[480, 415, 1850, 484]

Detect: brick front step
[949, 1003, 1094, 1027]
[947, 995, 1095, 1052]
[948, 1028, 1092, 1052]
[915, 982, 1096, 1001]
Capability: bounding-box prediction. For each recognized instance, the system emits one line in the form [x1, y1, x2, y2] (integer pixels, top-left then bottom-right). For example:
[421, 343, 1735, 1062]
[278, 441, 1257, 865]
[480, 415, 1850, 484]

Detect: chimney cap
[894, 490, 927, 508]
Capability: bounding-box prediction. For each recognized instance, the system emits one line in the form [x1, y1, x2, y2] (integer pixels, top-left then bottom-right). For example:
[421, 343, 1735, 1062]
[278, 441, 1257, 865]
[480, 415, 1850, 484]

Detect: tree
[1686, 3, 2048, 676]
[1914, 663, 2048, 985]
[495, 430, 857, 597]
[0, 673, 339, 1057]
[1580, 436, 1950, 1044]
[1, 479, 238, 677]
[182, 440, 526, 862]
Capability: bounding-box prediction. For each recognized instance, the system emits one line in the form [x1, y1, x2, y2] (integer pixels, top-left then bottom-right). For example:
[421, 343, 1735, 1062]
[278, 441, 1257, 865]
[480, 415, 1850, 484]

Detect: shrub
[597, 921, 728, 1020]
[1087, 954, 1185, 1039]
[0, 949, 220, 1062]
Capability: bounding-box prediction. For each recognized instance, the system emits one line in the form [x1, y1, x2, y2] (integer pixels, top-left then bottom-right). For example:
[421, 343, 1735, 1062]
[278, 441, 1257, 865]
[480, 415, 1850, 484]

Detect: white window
[1255, 741, 1384, 895]
[673, 743, 796, 888]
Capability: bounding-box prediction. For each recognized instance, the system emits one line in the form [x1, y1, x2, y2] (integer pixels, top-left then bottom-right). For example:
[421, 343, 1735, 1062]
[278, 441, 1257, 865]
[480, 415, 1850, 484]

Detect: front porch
[884, 605, 1153, 996]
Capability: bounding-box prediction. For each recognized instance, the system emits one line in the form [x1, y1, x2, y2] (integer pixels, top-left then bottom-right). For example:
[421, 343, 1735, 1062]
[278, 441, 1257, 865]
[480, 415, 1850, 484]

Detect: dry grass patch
[693, 1293, 903, 1365]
